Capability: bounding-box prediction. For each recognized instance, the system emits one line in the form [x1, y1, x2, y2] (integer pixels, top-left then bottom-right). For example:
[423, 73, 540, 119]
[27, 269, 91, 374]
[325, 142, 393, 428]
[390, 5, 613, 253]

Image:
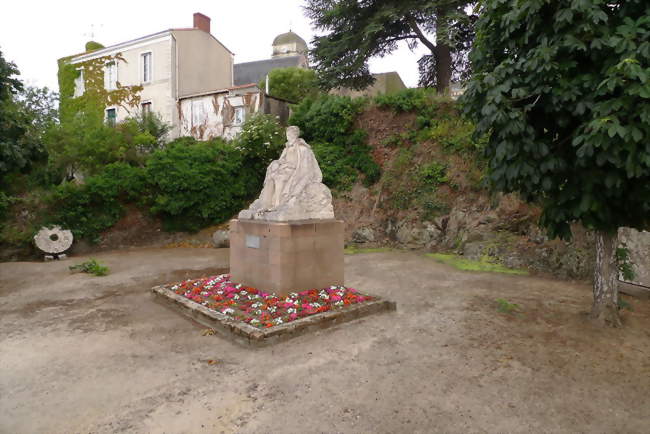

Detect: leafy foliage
[375, 88, 436, 112]
[260, 67, 319, 103]
[305, 0, 475, 92]
[462, 0, 650, 239]
[233, 114, 285, 176]
[57, 52, 143, 124]
[420, 162, 448, 188]
[290, 95, 380, 190]
[48, 163, 146, 241]
[145, 139, 249, 232]
[45, 111, 169, 176]
[615, 244, 636, 281]
[0, 50, 54, 184]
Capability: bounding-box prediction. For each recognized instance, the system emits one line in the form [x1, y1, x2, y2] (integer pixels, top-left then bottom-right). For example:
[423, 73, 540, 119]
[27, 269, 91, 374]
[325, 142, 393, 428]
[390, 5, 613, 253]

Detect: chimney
[193, 13, 211, 34]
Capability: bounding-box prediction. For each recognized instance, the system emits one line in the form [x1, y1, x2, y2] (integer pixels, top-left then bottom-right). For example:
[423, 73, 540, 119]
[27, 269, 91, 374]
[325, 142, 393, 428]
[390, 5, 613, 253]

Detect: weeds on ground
[426, 253, 528, 275]
[618, 298, 633, 312]
[344, 246, 393, 255]
[69, 258, 109, 276]
[495, 298, 520, 314]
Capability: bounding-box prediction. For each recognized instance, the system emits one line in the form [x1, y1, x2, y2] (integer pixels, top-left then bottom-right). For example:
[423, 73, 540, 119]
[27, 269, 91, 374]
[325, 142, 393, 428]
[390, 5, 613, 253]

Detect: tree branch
[407, 16, 437, 53]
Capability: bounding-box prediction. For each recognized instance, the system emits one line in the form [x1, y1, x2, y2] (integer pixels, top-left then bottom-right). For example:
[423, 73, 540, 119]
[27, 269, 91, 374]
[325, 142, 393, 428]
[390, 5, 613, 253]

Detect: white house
[65, 13, 234, 139]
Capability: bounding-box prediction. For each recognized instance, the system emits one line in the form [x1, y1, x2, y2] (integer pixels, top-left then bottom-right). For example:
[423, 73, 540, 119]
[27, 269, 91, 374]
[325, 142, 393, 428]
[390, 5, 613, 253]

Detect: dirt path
[1, 248, 648, 433]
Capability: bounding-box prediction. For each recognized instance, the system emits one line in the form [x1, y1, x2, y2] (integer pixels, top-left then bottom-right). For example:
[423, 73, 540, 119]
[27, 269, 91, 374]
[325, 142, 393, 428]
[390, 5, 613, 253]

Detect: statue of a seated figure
[238, 126, 335, 221]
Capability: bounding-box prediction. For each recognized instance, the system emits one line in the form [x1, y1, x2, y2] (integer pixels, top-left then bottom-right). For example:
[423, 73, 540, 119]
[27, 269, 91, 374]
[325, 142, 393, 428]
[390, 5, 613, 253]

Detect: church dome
[272, 31, 307, 48]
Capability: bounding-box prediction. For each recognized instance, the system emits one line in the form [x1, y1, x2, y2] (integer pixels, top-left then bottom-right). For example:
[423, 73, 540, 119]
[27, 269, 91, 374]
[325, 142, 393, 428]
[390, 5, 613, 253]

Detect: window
[141, 52, 152, 83]
[104, 61, 117, 90]
[106, 108, 117, 126]
[141, 101, 152, 115]
[73, 69, 84, 97]
[234, 107, 245, 125]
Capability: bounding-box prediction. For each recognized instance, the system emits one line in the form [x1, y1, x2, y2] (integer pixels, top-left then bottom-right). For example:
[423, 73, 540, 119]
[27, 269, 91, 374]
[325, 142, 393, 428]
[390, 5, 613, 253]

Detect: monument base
[229, 219, 344, 296]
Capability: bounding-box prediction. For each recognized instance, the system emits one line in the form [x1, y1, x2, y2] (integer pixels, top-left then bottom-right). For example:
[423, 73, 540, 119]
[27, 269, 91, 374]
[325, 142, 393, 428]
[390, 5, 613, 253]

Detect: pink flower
[331, 295, 342, 302]
[289, 313, 298, 320]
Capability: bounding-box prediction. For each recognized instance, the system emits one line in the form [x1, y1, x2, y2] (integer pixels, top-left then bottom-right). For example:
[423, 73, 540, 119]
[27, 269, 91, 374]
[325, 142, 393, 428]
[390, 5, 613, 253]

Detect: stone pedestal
[229, 219, 344, 296]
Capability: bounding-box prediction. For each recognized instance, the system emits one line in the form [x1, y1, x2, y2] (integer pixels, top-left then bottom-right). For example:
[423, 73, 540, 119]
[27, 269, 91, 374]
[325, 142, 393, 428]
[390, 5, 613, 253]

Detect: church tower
[271, 31, 308, 58]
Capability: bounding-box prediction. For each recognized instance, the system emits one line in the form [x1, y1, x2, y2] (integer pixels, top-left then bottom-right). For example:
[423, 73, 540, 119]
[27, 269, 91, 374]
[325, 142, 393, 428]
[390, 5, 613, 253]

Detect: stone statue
[238, 126, 335, 221]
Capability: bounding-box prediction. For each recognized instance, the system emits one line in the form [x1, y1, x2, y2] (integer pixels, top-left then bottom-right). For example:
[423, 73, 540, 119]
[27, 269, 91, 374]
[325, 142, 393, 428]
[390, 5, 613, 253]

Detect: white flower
[250, 319, 260, 325]
[287, 308, 296, 314]
[240, 290, 247, 295]
[233, 294, 240, 300]
[274, 318, 283, 324]
[222, 308, 235, 315]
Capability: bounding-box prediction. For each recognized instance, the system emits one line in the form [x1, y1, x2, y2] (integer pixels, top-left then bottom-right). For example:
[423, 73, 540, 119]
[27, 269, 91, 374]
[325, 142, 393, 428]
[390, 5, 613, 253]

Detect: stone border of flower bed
[151, 284, 396, 347]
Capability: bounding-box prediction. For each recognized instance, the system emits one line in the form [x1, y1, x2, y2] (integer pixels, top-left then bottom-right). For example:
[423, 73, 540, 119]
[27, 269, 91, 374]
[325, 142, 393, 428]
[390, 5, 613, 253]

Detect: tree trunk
[591, 230, 622, 327]
[434, 7, 452, 94]
[434, 44, 452, 94]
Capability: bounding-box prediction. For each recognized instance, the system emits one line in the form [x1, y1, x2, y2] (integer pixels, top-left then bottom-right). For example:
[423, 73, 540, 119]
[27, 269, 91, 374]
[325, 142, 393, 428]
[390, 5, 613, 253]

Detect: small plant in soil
[69, 259, 109, 276]
[496, 298, 520, 314]
[617, 298, 633, 312]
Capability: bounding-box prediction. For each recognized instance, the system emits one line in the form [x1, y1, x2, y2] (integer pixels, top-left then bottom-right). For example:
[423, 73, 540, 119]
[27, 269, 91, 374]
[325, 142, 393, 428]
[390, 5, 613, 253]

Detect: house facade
[178, 84, 291, 141]
[60, 13, 234, 139]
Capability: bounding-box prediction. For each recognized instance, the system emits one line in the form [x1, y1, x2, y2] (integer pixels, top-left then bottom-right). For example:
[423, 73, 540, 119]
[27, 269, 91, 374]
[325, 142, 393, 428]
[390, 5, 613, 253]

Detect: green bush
[48, 163, 146, 241]
[290, 95, 365, 143]
[290, 95, 380, 190]
[234, 114, 285, 176]
[145, 139, 248, 232]
[260, 67, 320, 103]
[375, 88, 436, 112]
[419, 162, 448, 188]
[45, 111, 170, 176]
[311, 142, 359, 191]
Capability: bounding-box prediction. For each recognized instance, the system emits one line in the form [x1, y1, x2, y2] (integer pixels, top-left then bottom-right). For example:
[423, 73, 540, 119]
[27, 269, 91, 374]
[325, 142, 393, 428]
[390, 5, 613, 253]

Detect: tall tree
[259, 67, 320, 103]
[462, 0, 650, 326]
[0, 49, 50, 180]
[305, 0, 475, 93]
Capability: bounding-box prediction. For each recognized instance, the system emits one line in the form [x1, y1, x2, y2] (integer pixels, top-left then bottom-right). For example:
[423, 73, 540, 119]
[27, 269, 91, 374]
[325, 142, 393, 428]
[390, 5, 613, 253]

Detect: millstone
[34, 226, 73, 254]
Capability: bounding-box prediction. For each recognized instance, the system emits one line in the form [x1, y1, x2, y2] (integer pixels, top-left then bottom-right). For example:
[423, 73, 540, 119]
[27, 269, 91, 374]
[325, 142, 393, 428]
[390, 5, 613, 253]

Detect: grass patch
[345, 246, 393, 255]
[425, 253, 528, 275]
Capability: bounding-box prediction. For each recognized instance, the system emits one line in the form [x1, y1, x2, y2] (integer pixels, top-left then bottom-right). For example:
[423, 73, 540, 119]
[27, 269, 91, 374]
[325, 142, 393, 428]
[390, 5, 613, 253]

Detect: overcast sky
[0, 0, 429, 92]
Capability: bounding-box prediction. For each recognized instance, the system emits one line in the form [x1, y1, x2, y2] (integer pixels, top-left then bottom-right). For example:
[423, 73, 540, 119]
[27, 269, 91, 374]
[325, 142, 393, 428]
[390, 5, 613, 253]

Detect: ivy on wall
[58, 45, 144, 124]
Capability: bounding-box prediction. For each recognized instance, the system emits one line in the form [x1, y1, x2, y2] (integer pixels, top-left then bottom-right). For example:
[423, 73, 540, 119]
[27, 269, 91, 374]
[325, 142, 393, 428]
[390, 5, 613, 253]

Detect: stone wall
[618, 228, 650, 295]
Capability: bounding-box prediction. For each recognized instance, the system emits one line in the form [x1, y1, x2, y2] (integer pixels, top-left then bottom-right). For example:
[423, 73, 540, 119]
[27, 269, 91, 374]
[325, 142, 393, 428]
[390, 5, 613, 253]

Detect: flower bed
[169, 274, 374, 329]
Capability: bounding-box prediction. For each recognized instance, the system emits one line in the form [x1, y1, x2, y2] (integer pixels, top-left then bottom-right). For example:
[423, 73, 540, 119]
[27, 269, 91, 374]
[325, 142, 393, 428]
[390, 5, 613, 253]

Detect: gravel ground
[1, 248, 648, 433]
